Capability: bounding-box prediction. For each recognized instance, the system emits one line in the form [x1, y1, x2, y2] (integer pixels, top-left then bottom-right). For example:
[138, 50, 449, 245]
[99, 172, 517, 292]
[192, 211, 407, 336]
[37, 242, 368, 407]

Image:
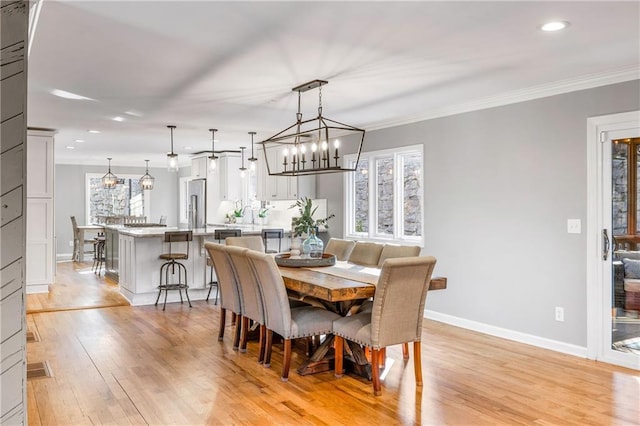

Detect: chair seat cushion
[624, 278, 640, 292]
[159, 253, 188, 260]
[287, 307, 340, 339]
[333, 312, 373, 347]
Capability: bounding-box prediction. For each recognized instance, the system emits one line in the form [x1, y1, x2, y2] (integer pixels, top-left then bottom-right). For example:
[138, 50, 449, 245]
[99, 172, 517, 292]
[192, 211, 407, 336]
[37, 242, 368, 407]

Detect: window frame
[344, 144, 424, 246]
[85, 173, 151, 224]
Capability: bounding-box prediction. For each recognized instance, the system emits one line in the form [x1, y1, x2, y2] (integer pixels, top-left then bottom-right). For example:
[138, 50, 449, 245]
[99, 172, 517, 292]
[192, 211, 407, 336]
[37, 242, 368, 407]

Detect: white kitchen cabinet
[256, 144, 315, 201]
[191, 156, 208, 179]
[26, 129, 55, 293]
[26, 132, 54, 198]
[205, 152, 243, 223]
[218, 153, 242, 201]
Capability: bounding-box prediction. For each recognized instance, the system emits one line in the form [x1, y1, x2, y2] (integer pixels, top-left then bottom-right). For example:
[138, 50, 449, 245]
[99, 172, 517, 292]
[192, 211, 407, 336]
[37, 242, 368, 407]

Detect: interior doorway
[587, 111, 640, 370]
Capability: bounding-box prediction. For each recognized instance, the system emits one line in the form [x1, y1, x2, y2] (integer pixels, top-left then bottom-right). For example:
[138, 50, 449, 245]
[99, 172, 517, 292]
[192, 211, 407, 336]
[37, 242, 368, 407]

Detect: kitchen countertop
[110, 223, 294, 238]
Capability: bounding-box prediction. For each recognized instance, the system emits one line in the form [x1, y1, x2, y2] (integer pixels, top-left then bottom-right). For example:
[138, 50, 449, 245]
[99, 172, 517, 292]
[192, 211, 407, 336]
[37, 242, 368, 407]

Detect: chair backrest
[245, 250, 292, 338]
[70, 216, 80, 239]
[125, 215, 146, 224]
[204, 242, 242, 314]
[324, 238, 356, 261]
[226, 236, 265, 252]
[226, 246, 264, 324]
[214, 228, 242, 242]
[348, 241, 384, 266]
[377, 244, 421, 267]
[261, 228, 284, 253]
[370, 256, 437, 348]
[164, 230, 192, 256]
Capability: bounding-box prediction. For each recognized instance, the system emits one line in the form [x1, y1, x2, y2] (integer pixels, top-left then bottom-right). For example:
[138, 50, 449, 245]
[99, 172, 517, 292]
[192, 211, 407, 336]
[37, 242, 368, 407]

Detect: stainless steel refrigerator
[187, 179, 206, 229]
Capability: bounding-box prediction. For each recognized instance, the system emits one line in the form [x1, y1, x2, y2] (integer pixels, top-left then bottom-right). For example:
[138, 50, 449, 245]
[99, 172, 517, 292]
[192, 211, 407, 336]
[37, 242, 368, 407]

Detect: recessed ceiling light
[88, 129, 101, 134]
[184, 146, 193, 150]
[124, 110, 143, 117]
[540, 21, 569, 32]
[112, 116, 125, 122]
[74, 139, 85, 143]
[66, 145, 75, 150]
[50, 89, 94, 101]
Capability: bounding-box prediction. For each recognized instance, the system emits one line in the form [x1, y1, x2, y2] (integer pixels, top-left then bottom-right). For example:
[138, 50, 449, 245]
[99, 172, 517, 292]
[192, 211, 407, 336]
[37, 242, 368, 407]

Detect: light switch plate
[567, 219, 581, 234]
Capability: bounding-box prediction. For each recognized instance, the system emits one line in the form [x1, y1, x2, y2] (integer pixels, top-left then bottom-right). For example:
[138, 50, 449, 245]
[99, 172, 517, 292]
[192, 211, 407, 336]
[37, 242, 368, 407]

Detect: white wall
[55, 164, 179, 258]
[317, 80, 640, 349]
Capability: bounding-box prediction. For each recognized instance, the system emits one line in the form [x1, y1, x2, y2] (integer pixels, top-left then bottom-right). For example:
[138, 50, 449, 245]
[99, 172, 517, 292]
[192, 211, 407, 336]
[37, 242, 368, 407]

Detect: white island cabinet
[115, 225, 290, 306]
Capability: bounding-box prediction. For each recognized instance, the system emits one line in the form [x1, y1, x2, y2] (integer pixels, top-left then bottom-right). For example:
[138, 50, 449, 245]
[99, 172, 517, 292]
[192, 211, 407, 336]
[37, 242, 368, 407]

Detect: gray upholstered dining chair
[226, 245, 266, 358]
[244, 250, 341, 381]
[226, 236, 265, 252]
[348, 241, 385, 266]
[377, 244, 421, 267]
[333, 256, 437, 396]
[324, 238, 356, 261]
[204, 243, 243, 349]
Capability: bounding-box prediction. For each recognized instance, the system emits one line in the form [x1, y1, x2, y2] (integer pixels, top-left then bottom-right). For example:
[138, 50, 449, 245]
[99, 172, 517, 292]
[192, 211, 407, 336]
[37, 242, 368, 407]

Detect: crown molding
[367, 65, 640, 131]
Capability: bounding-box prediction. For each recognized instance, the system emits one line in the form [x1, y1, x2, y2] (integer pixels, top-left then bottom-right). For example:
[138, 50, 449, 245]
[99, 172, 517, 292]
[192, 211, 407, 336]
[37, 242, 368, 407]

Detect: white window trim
[344, 144, 424, 246]
[85, 173, 151, 224]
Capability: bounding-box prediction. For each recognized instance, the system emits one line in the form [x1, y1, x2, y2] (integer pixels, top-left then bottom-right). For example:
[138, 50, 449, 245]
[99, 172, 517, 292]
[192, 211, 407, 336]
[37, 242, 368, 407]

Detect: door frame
[587, 110, 640, 370]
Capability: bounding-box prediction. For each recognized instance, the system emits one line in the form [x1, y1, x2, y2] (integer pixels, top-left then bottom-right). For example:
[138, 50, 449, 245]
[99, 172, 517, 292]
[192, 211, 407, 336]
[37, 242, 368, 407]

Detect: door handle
[603, 229, 610, 261]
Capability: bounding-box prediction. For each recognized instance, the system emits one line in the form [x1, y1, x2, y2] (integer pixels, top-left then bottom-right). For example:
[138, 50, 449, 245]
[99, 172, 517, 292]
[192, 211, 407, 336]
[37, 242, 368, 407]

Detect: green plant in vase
[290, 197, 335, 258]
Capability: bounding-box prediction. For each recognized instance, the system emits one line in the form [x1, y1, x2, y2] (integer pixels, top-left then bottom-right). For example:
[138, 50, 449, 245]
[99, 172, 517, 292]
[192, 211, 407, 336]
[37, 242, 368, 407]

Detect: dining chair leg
[402, 342, 409, 360]
[240, 316, 250, 353]
[371, 348, 382, 396]
[379, 347, 386, 369]
[232, 315, 242, 350]
[334, 336, 344, 378]
[264, 329, 273, 368]
[281, 339, 292, 381]
[413, 341, 423, 387]
[218, 308, 226, 341]
[258, 325, 266, 363]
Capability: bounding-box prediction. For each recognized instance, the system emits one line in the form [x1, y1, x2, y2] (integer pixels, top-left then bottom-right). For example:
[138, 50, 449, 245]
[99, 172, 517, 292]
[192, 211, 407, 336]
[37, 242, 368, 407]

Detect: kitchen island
[113, 224, 294, 306]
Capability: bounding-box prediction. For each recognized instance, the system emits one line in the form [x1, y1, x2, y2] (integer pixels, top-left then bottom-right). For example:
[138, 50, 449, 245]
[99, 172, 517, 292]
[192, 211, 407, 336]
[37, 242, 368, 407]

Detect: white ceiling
[27, 1, 640, 167]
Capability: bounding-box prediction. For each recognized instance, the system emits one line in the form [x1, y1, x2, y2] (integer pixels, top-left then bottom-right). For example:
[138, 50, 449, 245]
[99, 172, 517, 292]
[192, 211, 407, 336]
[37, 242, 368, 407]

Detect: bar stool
[156, 230, 193, 311]
[92, 237, 106, 275]
[206, 228, 242, 303]
[262, 228, 284, 254]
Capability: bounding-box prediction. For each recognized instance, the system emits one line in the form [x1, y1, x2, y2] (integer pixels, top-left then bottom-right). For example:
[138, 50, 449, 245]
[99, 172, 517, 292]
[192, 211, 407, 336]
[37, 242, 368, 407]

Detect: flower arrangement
[232, 200, 243, 218]
[258, 207, 271, 218]
[289, 197, 335, 237]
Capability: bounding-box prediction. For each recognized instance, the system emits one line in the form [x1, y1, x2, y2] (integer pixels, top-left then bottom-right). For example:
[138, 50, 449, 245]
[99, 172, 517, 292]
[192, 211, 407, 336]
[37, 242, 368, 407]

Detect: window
[612, 137, 640, 237]
[344, 144, 423, 245]
[85, 173, 151, 224]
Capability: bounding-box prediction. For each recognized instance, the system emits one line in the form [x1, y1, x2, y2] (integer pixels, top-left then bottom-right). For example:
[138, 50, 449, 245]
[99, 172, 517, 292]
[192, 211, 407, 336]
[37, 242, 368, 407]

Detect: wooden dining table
[279, 260, 447, 376]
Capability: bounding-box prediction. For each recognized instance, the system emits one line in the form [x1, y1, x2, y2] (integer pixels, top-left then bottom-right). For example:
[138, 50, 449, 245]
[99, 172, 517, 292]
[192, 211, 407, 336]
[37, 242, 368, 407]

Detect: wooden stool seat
[159, 253, 188, 260]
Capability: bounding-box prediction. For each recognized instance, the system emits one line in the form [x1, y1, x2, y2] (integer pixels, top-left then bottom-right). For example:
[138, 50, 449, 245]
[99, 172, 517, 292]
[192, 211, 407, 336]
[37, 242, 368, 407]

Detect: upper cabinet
[205, 153, 243, 223]
[256, 145, 315, 201]
[26, 131, 54, 198]
[191, 156, 208, 179]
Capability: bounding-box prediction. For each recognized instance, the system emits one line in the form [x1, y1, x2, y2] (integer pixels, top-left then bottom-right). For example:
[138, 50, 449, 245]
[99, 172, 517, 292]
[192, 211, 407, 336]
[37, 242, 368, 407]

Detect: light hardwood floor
[26, 265, 640, 425]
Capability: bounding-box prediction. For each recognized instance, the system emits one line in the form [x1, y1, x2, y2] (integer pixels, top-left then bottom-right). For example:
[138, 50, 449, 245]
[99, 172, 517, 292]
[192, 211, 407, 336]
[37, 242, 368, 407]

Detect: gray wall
[317, 80, 640, 348]
[55, 164, 179, 258]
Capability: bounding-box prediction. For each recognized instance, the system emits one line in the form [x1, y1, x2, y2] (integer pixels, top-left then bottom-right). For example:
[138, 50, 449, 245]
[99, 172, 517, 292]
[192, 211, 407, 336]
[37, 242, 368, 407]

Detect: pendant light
[208, 128, 218, 171]
[247, 131, 257, 171]
[166, 125, 178, 172]
[259, 79, 365, 176]
[101, 157, 118, 188]
[239, 146, 247, 178]
[140, 160, 155, 190]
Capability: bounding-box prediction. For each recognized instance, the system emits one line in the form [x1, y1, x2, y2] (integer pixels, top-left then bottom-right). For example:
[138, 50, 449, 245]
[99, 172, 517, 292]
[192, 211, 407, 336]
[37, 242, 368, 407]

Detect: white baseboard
[57, 253, 73, 262]
[26, 284, 49, 294]
[425, 310, 588, 358]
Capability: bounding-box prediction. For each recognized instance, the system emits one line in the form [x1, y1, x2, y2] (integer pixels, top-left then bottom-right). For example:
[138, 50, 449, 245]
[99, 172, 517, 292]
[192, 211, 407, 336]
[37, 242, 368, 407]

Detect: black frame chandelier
[259, 79, 365, 176]
[140, 160, 155, 190]
[101, 157, 118, 188]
